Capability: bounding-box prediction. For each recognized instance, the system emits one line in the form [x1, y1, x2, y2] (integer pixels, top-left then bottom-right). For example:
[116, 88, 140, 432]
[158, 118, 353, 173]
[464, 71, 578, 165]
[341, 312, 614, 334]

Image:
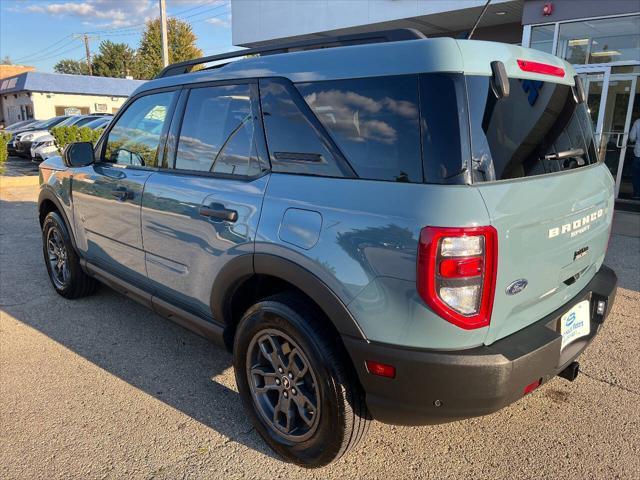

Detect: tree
[1, 55, 12, 65]
[92, 40, 136, 78]
[135, 17, 203, 79]
[54, 59, 89, 75]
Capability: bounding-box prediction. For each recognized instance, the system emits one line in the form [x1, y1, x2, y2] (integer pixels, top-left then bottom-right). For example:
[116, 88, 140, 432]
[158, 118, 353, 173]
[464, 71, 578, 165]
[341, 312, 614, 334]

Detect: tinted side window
[259, 79, 352, 178]
[104, 91, 175, 167]
[174, 84, 261, 176]
[297, 75, 422, 182]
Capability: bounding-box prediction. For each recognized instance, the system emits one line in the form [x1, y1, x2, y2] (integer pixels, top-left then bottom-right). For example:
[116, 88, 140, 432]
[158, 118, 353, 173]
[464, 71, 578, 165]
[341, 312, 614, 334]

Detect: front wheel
[234, 294, 370, 468]
[42, 211, 96, 299]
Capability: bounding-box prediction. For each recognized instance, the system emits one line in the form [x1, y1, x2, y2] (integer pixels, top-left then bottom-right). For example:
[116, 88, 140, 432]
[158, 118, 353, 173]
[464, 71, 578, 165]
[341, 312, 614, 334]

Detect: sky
[0, 0, 236, 73]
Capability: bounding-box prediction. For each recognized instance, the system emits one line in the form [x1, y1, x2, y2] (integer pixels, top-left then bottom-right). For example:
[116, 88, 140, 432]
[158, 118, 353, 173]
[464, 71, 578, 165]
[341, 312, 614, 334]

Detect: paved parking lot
[1, 185, 639, 480]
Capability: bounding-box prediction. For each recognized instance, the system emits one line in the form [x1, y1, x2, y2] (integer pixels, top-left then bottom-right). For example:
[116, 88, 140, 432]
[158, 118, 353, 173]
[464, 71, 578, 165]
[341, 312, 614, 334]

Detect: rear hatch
[458, 42, 615, 344]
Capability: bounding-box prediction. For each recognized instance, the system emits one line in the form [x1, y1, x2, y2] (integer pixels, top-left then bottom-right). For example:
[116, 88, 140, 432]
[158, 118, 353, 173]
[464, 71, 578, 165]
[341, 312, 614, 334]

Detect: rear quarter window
[297, 75, 422, 183]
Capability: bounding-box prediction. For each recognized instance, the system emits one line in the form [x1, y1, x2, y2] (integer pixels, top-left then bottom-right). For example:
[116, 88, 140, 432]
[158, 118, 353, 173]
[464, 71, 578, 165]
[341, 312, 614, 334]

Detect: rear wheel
[234, 294, 370, 468]
[42, 211, 96, 299]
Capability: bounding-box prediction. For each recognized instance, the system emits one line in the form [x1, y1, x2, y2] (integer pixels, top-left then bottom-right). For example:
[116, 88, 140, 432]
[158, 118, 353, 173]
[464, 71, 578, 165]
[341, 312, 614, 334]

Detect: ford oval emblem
[506, 279, 528, 295]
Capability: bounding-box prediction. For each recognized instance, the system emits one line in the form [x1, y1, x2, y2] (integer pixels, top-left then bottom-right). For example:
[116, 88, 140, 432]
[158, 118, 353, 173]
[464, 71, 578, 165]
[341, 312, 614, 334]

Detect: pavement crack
[580, 370, 640, 396]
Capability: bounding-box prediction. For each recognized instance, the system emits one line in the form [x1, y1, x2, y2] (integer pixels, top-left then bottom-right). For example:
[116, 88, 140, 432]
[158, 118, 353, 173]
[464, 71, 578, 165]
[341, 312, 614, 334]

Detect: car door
[72, 89, 178, 286]
[141, 82, 269, 321]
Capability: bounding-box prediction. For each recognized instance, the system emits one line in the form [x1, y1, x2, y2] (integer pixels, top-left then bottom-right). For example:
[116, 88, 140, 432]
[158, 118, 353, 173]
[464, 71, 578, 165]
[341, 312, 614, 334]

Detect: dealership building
[0, 71, 144, 127]
[231, 0, 640, 206]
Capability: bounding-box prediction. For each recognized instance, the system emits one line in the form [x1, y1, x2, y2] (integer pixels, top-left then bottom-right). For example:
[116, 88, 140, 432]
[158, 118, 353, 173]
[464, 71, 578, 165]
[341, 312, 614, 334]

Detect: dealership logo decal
[548, 208, 606, 239]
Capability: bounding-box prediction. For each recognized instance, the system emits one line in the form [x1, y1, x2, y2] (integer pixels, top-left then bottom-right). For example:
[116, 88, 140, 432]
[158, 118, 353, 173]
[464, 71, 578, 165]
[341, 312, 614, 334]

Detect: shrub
[50, 126, 104, 155]
[0, 131, 11, 173]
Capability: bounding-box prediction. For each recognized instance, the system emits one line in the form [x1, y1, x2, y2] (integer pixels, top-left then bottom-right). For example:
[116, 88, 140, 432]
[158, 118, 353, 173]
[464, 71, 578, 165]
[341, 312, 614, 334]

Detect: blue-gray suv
[38, 31, 618, 467]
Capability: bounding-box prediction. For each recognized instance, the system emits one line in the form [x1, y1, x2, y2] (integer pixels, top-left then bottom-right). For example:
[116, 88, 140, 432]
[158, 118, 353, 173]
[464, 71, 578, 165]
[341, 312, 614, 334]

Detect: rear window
[467, 76, 598, 182]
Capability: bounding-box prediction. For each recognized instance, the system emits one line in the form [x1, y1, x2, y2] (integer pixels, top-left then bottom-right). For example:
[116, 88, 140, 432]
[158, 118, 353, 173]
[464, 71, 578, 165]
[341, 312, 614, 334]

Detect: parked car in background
[31, 115, 112, 161]
[7, 118, 56, 155]
[13, 116, 72, 157]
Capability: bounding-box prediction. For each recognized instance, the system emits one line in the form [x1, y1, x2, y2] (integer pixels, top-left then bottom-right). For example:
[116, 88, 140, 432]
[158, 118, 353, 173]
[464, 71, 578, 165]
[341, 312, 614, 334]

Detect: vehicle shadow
[0, 197, 276, 460]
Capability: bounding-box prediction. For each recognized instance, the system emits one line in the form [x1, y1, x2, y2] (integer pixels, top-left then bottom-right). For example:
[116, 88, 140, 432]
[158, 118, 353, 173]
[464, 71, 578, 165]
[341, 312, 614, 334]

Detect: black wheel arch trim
[211, 253, 367, 341]
[38, 187, 79, 255]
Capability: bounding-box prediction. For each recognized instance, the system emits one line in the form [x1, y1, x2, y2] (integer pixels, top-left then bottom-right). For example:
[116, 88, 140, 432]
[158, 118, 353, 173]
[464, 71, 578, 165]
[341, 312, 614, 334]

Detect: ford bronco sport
[38, 30, 618, 467]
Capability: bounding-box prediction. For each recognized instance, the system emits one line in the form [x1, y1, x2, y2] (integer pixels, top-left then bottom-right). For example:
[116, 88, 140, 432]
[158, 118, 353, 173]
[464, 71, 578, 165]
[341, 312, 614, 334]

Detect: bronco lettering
[548, 208, 606, 239]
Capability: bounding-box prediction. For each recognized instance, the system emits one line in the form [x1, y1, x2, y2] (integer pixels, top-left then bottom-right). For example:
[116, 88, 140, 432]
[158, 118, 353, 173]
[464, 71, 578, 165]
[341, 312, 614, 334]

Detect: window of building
[103, 91, 175, 167]
[174, 84, 262, 176]
[530, 24, 555, 55]
[297, 75, 422, 183]
[557, 15, 640, 64]
[259, 78, 352, 178]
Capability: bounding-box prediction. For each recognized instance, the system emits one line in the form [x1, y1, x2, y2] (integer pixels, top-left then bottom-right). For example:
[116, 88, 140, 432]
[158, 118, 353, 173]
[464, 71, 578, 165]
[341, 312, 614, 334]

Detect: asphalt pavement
[1, 185, 639, 480]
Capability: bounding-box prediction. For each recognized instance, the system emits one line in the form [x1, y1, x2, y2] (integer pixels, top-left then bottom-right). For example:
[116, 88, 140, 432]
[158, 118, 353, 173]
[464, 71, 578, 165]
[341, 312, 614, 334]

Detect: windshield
[6, 120, 34, 130]
[39, 116, 70, 129]
[467, 76, 597, 182]
[85, 118, 109, 129]
[57, 116, 83, 127]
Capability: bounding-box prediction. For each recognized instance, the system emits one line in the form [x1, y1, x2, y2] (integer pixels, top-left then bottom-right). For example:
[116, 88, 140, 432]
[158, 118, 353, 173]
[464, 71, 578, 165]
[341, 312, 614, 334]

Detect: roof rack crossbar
[155, 28, 426, 79]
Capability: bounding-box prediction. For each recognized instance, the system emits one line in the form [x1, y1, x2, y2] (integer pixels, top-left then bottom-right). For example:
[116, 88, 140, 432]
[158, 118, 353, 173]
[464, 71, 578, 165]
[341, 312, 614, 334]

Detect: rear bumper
[344, 265, 617, 425]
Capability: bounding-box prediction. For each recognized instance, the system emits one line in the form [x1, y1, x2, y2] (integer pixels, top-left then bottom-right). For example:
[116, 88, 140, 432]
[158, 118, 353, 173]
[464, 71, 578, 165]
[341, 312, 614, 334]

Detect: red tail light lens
[517, 59, 565, 77]
[417, 226, 498, 330]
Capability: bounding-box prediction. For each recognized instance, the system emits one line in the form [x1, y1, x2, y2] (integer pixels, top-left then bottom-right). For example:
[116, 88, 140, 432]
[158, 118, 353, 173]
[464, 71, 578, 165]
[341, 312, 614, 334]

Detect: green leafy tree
[54, 59, 89, 75]
[92, 40, 137, 78]
[135, 17, 203, 79]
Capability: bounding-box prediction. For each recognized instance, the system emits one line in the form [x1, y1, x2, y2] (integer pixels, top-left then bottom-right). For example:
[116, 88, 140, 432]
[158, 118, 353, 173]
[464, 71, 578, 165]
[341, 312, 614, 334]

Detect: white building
[0, 71, 145, 126]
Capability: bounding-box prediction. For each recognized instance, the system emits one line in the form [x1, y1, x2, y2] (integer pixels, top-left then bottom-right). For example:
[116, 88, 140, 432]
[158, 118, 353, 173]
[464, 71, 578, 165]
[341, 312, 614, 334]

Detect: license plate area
[559, 300, 591, 350]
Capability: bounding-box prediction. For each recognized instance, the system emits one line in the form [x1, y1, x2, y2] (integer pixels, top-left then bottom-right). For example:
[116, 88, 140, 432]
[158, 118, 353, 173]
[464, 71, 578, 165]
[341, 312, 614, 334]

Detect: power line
[83, 1, 226, 35]
[93, 6, 230, 39]
[12, 35, 74, 63]
[25, 44, 84, 64]
[10, 2, 230, 67]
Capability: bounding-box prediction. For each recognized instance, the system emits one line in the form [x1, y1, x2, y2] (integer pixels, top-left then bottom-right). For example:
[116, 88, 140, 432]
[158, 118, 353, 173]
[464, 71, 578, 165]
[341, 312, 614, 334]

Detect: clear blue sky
[0, 0, 236, 73]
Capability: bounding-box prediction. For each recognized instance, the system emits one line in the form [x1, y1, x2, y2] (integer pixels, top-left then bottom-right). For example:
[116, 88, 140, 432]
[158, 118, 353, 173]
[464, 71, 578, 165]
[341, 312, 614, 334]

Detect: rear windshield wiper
[544, 148, 584, 160]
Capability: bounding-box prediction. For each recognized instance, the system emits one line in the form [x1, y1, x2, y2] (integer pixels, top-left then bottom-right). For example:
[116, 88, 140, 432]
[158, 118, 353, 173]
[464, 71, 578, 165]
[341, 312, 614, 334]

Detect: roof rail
[155, 28, 427, 79]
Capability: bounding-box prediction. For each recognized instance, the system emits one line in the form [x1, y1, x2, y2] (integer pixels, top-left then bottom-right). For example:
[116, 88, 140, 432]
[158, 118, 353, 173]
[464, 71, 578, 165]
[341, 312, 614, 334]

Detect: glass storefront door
[578, 66, 640, 203]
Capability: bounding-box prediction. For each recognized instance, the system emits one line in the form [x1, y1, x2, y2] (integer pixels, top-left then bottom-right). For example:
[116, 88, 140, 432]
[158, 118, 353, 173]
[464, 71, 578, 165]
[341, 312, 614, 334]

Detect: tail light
[417, 226, 497, 330]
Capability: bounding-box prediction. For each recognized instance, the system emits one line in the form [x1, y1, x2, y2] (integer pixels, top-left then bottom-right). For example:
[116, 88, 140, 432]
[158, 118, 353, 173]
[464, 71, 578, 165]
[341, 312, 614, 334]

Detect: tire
[234, 293, 370, 468]
[42, 211, 96, 299]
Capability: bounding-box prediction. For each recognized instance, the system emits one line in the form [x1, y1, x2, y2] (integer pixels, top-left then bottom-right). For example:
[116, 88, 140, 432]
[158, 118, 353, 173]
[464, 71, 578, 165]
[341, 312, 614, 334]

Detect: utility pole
[73, 33, 96, 75]
[159, 0, 169, 68]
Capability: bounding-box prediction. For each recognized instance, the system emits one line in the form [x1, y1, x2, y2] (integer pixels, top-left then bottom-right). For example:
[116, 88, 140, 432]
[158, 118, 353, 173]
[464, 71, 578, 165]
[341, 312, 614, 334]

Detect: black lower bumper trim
[344, 265, 617, 426]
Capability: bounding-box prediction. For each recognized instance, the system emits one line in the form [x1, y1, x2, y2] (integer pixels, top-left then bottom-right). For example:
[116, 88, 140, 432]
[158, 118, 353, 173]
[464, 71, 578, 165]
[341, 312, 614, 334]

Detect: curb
[0, 175, 40, 188]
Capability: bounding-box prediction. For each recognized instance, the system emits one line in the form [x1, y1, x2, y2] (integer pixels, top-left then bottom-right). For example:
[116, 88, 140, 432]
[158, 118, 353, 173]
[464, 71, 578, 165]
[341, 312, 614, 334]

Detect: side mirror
[63, 142, 95, 167]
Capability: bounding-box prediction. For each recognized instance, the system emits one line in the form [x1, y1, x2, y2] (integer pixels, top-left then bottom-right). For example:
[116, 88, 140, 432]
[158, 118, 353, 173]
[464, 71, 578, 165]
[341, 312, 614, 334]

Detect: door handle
[111, 188, 132, 201]
[616, 133, 627, 149]
[199, 204, 238, 222]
